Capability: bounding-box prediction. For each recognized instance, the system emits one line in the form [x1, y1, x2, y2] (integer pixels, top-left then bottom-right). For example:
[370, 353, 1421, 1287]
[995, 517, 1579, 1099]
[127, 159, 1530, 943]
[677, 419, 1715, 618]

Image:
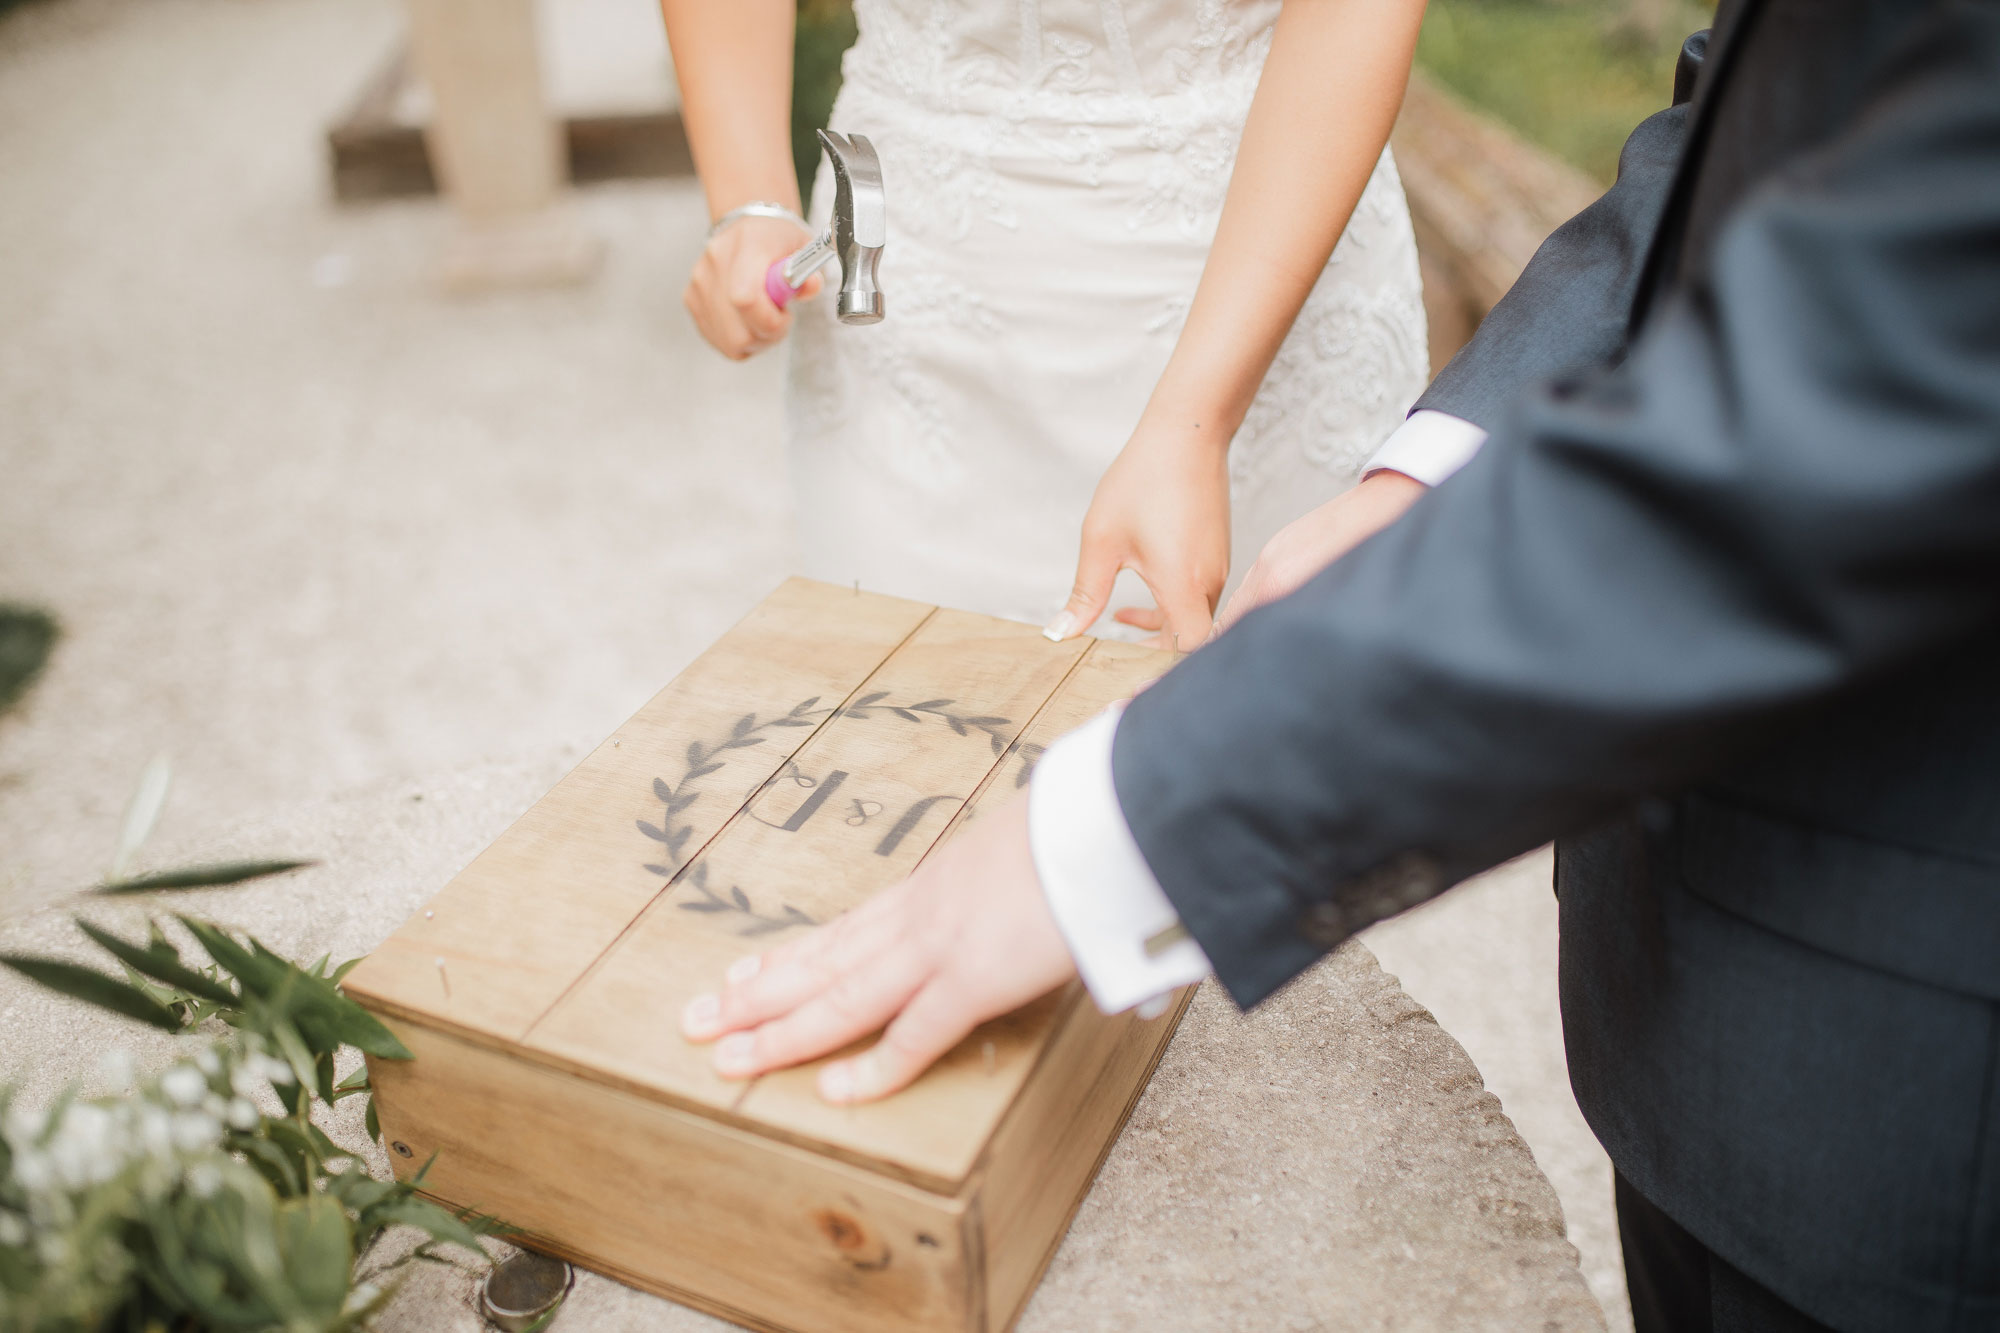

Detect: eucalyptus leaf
[96, 859, 314, 896]
[359, 1195, 488, 1257]
[112, 752, 172, 880]
[0, 954, 182, 1031]
[276, 1194, 354, 1317]
[75, 919, 237, 1007]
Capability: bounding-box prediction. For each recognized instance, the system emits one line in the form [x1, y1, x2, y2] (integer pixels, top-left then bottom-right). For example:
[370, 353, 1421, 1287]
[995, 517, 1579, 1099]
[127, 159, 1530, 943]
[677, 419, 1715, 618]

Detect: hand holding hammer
[684, 129, 886, 360]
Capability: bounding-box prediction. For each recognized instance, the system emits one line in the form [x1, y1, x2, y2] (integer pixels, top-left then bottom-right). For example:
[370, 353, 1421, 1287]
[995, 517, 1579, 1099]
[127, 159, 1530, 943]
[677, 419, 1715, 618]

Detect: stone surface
[0, 0, 1627, 1325]
[0, 762, 1603, 1331]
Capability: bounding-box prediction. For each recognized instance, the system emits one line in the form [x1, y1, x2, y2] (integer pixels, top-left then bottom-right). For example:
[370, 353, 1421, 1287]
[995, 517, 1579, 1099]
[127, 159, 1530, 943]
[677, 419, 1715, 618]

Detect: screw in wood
[424, 909, 435, 919]
[392, 1140, 414, 1158]
[435, 956, 451, 998]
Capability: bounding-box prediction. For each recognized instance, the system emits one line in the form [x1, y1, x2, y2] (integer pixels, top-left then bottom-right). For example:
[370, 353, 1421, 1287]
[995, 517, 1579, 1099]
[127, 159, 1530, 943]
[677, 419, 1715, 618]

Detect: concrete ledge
[0, 757, 1603, 1331]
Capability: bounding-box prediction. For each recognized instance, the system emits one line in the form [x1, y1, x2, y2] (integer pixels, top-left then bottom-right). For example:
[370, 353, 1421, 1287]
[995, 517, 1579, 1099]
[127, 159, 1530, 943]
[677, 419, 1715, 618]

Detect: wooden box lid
[343, 578, 1176, 1193]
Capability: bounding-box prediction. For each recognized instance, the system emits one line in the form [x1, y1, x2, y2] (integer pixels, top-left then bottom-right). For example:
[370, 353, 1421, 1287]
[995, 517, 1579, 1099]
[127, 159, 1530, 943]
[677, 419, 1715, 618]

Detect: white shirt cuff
[1028, 704, 1212, 1016]
[1363, 410, 1490, 487]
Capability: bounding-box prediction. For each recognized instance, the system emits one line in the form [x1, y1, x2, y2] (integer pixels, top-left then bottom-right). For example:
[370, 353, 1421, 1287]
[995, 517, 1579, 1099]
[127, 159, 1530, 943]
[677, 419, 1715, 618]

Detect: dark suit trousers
[1619, 1173, 1836, 1333]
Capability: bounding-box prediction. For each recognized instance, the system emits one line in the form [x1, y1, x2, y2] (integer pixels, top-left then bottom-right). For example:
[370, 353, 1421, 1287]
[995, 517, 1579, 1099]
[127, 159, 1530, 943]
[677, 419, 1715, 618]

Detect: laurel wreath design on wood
[637, 692, 1019, 887]
[676, 863, 820, 937]
[838, 691, 1015, 757]
[638, 697, 830, 876]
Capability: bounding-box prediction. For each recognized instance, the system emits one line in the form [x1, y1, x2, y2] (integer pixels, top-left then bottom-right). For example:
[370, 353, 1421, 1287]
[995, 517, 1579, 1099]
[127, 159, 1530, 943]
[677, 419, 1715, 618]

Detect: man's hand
[679, 793, 1076, 1103]
[1214, 469, 1427, 633]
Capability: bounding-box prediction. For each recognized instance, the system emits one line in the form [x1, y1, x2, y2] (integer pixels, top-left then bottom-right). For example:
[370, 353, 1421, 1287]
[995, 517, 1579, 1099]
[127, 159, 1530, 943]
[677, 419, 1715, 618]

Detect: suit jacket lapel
[1628, 0, 1769, 334]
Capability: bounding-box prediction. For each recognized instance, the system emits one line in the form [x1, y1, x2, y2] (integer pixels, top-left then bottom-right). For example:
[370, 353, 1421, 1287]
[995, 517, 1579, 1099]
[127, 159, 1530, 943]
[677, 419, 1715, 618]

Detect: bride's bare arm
[660, 0, 822, 360]
[1048, 0, 1430, 645]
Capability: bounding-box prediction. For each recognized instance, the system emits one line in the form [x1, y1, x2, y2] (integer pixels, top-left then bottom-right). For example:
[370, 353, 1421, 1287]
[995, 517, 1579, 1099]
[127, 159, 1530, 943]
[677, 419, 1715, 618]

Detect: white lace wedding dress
[787, 0, 1429, 628]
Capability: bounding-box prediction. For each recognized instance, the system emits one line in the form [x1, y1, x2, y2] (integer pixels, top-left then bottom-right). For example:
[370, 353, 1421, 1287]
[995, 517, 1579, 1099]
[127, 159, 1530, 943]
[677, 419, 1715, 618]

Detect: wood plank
[736, 638, 1177, 1188]
[343, 579, 931, 1045]
[367, 1019, 977, 1333]
[524, 610, 1087, 1149]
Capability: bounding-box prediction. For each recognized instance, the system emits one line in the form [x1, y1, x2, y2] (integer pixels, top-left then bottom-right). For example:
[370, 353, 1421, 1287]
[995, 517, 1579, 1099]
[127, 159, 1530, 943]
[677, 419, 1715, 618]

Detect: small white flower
[0, 1212, 25, 1246]
[185, 1161, 222, 1198]
[225, 1098, 259, 1131]
[137, 1105, 173, 1160]
[160, 1066, 206, 1107]
[342, 1281, 383, 1315]
[254, 1054, 295, 1087]
[95, 1050, 137, 1090]
[46, 1103, 120, 1189]
[35, 1233, 67, 1266]
[11, 1150, 51, 1193]
[229, 1063, 264, 1099]
[4, 1102, 47, 1145]
[192, 1047, 220, 1076]
[170, 1110, 221, 1153]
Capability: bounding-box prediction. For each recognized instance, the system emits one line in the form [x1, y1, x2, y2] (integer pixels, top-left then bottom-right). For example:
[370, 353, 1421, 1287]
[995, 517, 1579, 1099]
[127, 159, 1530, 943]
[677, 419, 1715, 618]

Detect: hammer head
[817, 128, 885, 325]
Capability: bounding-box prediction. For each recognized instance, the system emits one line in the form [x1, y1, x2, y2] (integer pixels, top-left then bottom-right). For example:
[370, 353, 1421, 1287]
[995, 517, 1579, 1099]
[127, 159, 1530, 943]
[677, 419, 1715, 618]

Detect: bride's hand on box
[1215, 469, 1427, 633]
[684, 215, 823, 361]
[1046, 424, 1231, 651]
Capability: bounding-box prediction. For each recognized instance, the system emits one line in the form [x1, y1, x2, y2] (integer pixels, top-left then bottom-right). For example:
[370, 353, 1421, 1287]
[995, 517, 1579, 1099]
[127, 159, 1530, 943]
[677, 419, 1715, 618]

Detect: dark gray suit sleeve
[1413, 34, 1704, 430]
[1113, 7, 2000, 1007]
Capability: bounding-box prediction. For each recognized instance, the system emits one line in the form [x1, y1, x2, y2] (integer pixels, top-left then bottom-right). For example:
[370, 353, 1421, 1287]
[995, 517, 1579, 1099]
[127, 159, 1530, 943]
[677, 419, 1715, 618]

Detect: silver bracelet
[707, 202, 809, 238]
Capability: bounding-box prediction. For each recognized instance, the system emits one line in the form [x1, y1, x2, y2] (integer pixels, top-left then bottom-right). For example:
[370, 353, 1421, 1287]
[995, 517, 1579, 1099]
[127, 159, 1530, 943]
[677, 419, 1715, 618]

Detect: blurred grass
[794, 0, 858, 208]
[1416, 0, 1713, 182]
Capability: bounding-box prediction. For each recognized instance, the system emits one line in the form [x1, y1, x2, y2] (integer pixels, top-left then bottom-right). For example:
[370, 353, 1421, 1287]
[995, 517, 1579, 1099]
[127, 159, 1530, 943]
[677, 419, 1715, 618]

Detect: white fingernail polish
[726, 954, 762, 985]
[682, 992, 720, 1036]
[1042, 611, 1077, 643]
[714, 1033, 755, 1075]
[819, 1062, 854, 1102]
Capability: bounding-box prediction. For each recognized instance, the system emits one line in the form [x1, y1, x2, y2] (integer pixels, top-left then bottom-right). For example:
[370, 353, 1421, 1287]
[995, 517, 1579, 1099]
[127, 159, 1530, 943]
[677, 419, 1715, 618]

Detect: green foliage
[0, 907, 499, 1330]
[793, 0, 859, 209]
[0, 605, 57, 717]
[1416, 0, 1715, 183]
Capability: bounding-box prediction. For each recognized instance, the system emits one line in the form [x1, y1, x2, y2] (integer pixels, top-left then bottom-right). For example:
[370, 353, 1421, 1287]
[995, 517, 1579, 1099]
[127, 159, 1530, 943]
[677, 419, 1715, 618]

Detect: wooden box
[343, 579, 1190, 1333]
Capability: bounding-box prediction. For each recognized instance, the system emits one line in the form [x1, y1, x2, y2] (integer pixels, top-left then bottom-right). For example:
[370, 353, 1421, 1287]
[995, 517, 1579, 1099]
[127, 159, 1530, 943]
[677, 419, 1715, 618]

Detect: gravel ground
[0, 0, 1625, 1326]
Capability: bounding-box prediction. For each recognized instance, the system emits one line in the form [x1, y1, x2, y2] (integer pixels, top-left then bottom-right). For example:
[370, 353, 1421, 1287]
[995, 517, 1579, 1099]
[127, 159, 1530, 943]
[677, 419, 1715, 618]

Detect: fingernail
[726, 954, 762, 985]
[1042, 610, 1078, 643]
[818, 1061, 854, 1103]
[713, 1032, 756, 1077]
[681, 992, 721, 1039]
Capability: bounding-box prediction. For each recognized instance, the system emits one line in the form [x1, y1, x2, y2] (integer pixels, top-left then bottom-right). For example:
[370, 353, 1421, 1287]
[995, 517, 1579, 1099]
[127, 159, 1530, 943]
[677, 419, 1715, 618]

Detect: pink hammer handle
[765, 260, 800, 310]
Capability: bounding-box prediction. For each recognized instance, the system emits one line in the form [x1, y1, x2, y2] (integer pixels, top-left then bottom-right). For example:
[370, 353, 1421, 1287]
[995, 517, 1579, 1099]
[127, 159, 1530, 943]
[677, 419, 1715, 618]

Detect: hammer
[764, 129, 885, 325]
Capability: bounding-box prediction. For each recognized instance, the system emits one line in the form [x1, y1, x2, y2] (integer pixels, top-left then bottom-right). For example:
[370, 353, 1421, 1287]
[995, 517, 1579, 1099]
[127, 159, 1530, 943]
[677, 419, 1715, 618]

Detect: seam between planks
[516, 605, 941, 1046]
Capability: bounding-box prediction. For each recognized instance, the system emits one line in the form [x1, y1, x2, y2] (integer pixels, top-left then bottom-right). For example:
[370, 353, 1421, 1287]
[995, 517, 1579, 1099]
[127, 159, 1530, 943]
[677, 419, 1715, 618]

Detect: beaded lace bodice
[785, 0, 1430, 627]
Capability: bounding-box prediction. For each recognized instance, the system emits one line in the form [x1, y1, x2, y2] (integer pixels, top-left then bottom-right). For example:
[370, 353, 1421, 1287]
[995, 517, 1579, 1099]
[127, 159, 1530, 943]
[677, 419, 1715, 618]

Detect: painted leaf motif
[729, 885, 751, 911]
[637, 821, 671, 843]
[732, 713, 756, 738]
[854, 691, 888, 708]
[910, 699, 951, 711]
[666, 828, 692, 857]
[667, 791, 699, 814]
[944, 716, 967, 735]
[643, 864, 672, 877]
[686, 741, 706, 768]
[890, 708, 920, 722]
[687, 762, 724, 780]
[653, 778, 673, 803]
[680, 901, 729, 913]
[794, 695, 820, 714]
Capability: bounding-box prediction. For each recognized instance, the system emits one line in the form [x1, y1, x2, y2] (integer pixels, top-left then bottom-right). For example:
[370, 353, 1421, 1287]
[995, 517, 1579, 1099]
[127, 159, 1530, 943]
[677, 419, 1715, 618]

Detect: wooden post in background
[403, 0, 603, 292]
